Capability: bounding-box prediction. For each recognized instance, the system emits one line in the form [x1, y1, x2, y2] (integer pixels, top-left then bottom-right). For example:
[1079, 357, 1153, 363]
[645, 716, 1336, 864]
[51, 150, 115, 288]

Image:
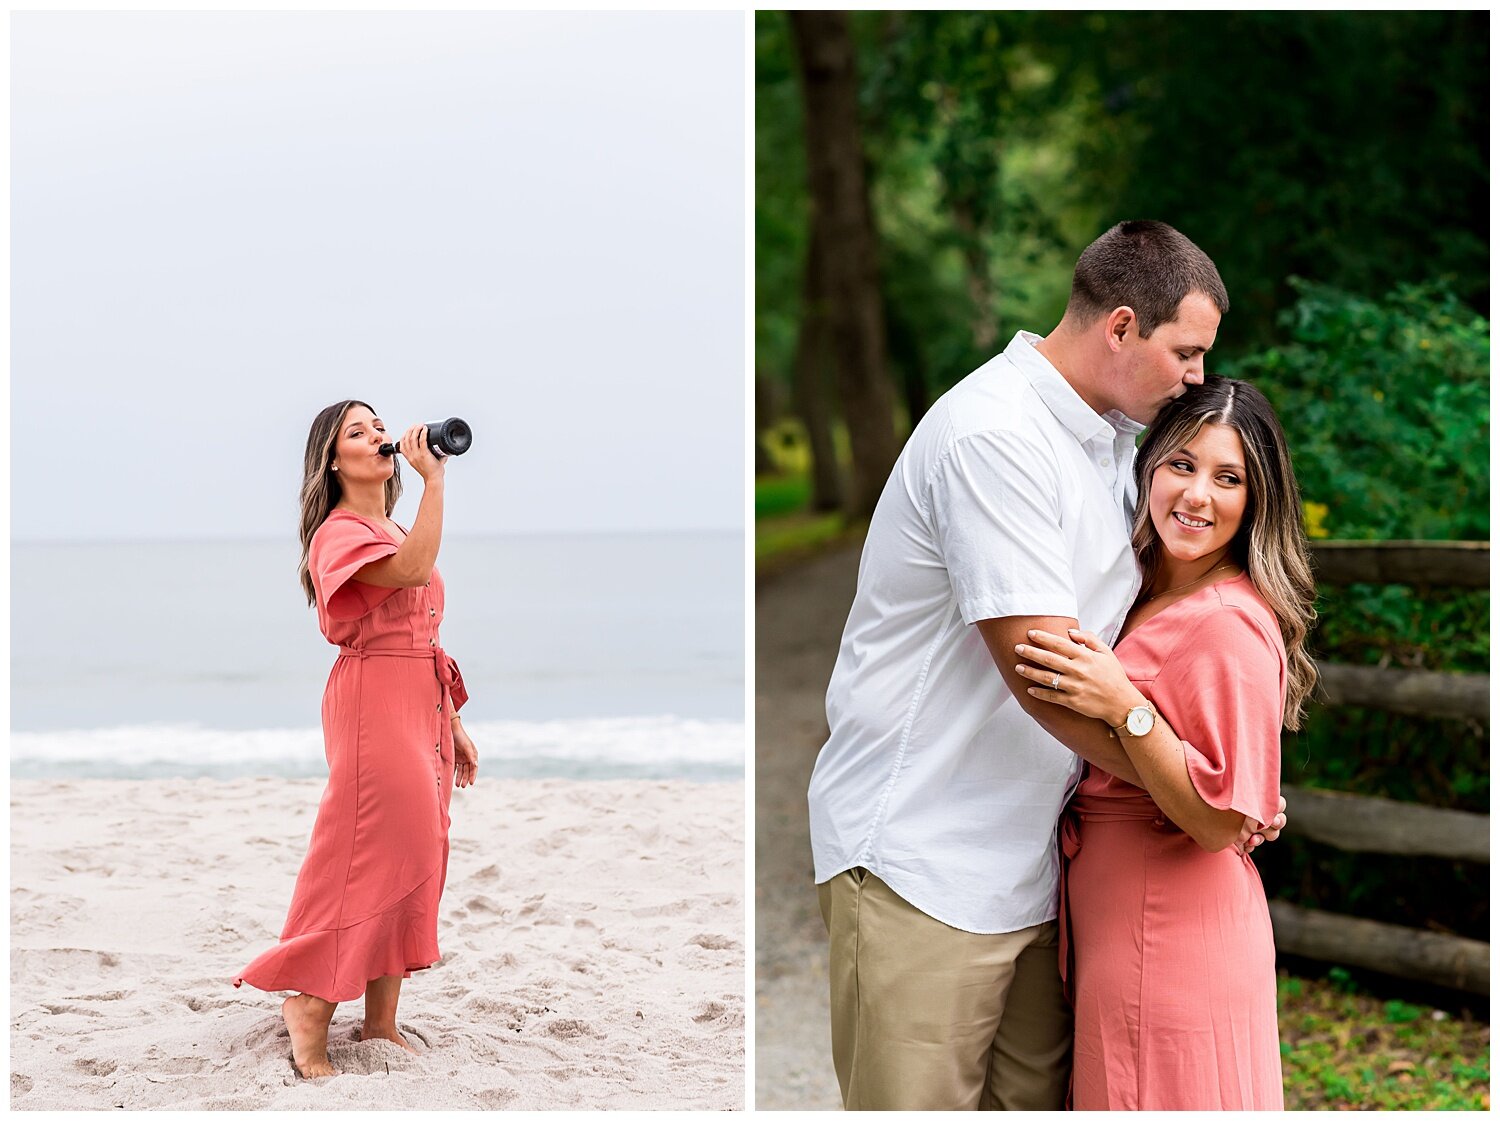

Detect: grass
[755, 473, 813, 520]
[756, 463, 861, 572]
[1278, 970, 1489, 1109]
[756, 510, 849, 563]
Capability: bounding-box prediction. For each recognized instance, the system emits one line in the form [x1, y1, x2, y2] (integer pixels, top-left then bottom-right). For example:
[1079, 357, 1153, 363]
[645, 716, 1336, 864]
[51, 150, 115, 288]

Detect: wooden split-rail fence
[1271, 540, 1489, 994]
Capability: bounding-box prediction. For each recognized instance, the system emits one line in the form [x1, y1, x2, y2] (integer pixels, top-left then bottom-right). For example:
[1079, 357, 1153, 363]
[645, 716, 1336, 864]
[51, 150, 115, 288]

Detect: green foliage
[756, 475, 811, 521]
[1227, 279, 1489, 541]
[1277, 972, 1490, 1110]
[1385, 1000, 1424, 1025]
[1328, 966, 1357, 994]
[754, 12, 808, 386]
[1058, 11, 1488, 350]
[756, 12, 1488, 423]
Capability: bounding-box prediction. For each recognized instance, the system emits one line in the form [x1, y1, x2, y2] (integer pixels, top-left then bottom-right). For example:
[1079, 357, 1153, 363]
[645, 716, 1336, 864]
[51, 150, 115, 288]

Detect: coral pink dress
[1062, 573, 1285, 1109]
[235, 509, 468, 1004]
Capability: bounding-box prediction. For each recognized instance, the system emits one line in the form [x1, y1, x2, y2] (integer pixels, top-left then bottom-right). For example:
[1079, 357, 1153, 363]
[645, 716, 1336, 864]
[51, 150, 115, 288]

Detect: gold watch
[1112, 701, 1158, 738]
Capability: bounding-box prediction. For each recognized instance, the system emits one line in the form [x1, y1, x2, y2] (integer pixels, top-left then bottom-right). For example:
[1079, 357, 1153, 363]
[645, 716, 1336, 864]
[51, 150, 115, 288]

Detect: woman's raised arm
[352, 424, 446, 588]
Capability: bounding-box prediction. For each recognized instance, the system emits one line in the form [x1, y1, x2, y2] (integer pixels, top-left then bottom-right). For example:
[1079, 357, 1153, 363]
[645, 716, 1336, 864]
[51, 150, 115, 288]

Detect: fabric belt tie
[336, 645, 469, 713]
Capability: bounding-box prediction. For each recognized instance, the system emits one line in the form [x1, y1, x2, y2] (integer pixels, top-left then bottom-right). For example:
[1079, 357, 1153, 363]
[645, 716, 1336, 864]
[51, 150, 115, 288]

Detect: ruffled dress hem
[233, 867, 444, 1004]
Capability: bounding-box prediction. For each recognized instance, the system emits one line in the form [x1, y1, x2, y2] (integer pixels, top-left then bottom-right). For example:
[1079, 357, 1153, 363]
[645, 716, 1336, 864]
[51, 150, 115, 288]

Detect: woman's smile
[1169, 511, 1213, 531]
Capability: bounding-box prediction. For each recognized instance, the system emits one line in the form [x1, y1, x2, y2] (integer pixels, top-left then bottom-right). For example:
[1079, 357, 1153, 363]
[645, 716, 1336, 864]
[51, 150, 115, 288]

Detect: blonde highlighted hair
[1133, 375, 1318, 729]
[297, 400, 403, 606]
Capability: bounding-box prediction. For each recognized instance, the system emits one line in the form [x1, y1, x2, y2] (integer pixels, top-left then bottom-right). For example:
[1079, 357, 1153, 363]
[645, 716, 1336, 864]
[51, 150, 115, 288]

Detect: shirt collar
[1003, 330, 1145, 446]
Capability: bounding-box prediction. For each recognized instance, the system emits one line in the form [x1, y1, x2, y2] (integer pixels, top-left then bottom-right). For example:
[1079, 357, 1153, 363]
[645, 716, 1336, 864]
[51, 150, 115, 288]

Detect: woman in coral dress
[235, 400, 479, 1079]
[1013, 377, 1317, 1109]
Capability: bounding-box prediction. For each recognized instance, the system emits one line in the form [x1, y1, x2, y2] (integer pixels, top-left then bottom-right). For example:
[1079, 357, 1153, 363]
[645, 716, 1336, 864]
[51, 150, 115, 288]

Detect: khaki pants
[817, 868, 1071, 1111]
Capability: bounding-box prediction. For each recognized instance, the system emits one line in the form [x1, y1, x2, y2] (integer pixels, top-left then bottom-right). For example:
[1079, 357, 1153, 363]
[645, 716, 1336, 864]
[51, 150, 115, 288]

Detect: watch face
[1127, 706, 1154, 736]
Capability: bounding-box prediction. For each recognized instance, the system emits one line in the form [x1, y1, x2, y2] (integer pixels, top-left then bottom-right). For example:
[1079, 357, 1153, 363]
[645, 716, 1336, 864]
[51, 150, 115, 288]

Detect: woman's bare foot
[282, 994, 339, 1078]
[360, 974, 419, 1054]
[360, 1022, 421, 1054]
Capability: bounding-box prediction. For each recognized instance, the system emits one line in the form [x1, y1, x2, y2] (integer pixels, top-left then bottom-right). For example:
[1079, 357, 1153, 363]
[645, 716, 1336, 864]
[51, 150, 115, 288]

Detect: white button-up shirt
[808, 331, 1144, 934]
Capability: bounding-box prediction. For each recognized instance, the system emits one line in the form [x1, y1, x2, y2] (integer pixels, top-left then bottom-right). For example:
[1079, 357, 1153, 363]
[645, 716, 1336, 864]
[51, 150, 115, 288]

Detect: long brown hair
[298, 400, 403, 606]
[1133, 376, 1318, 728]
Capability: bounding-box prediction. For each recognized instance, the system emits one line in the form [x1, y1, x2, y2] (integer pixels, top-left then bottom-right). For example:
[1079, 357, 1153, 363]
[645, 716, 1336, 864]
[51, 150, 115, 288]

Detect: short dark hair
[1065, 220, 1228, 337]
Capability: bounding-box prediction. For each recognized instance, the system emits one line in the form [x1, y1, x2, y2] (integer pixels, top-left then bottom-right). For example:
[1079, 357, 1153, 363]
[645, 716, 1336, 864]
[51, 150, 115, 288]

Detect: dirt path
[753, 543, 862, 1111]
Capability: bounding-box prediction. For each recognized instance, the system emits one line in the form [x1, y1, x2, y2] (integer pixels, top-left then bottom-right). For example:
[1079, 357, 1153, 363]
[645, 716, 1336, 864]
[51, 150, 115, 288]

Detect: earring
[331, 465, 338, 472]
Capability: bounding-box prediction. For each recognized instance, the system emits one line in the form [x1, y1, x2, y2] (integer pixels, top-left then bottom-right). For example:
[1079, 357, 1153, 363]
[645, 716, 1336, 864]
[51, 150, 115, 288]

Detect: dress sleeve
[925, 431, 1078, 624]
[313, 517, 402, 622]
[1152, 605, 1285, 828]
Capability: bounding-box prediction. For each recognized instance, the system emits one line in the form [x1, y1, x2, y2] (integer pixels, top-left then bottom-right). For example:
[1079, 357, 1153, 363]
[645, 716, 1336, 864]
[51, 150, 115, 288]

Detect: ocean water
[12, 532, 744, 781]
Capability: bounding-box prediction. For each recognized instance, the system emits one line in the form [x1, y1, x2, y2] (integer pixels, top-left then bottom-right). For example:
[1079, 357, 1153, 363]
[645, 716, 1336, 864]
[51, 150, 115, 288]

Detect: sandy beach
[11, 775, 744, 1110]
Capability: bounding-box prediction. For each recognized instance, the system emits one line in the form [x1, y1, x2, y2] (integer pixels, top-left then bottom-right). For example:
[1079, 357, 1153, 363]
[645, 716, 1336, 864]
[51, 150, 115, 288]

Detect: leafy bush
[1227, 278, 1488, 541]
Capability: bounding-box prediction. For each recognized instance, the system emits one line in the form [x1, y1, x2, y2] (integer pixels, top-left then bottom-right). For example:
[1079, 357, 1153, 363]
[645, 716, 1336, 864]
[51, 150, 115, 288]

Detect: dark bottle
[379, 417, 473, 458]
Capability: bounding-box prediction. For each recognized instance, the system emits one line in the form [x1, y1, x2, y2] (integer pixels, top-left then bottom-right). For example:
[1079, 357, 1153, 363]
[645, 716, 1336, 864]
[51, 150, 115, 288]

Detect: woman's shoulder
[311, 509, 386, 552]
[1199, 575, 1286, 659]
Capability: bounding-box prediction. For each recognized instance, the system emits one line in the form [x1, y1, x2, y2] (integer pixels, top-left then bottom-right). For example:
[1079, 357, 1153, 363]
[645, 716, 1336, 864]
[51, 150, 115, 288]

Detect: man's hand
[1235, 795, 1288, 855]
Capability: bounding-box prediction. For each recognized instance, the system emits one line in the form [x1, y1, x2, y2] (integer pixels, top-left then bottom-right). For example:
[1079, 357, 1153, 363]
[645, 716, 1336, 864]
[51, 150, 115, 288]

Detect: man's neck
[1033, 330, 1112, 419]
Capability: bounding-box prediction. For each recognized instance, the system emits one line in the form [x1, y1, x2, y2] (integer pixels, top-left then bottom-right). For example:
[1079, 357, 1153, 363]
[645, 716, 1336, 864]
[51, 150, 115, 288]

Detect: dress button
[436, 703, 443, 712]
[1153, 816, 1166, 827]
[429, 637, 436, 646]
[429, 608, 436, 617]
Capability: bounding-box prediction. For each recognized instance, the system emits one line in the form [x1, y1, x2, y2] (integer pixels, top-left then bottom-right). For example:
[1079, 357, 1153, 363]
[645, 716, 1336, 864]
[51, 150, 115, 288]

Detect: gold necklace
[1144, 561, 1238, 604]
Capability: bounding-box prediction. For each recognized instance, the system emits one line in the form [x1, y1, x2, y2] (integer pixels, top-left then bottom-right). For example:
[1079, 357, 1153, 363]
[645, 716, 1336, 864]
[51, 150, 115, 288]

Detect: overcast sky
[12, 11, 745, 542]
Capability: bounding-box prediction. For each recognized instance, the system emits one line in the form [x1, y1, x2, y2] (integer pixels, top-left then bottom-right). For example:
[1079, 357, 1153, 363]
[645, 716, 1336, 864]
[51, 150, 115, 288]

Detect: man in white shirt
[807, 220, 1285, 1110]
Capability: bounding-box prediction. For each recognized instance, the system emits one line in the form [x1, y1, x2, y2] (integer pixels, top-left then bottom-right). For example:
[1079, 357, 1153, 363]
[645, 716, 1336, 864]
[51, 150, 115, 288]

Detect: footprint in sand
[327, 1038, 426, 1074]
[691, 1001, 727, 1024]
[543, 1017, 596, 1040]
[686, 933, 740, 951]
[629, 899, 691, 919]
[40, 1002, 104, 1018]
[72, 1057, 118, 1077]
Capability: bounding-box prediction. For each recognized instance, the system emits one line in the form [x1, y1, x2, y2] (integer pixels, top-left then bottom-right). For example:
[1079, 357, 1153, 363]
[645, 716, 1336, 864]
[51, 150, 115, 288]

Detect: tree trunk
[791, 216, 843, 512]
[790, 10, 901, 519]
[950, 196, 999, 353]
[885, 293, 930, 429]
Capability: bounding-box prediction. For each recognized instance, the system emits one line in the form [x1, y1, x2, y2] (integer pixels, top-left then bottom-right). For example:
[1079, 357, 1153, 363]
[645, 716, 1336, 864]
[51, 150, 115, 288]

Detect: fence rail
[1281, 785, 1488, 863]
[1309, 539, 1490, 588]
[1269, 902, 1489, 995]
[1313, 663, 1489, 724]
[1272, 539, 1488, 994]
